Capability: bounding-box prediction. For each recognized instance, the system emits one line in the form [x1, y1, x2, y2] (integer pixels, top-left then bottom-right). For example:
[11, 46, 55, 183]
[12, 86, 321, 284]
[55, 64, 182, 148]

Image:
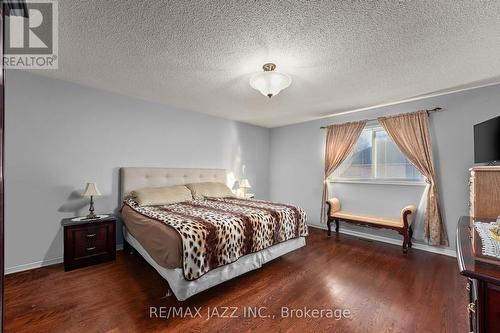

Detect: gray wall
[5, 71, 270, 271]
[269, 84, 500, 250]
[5, 70, 500, 271]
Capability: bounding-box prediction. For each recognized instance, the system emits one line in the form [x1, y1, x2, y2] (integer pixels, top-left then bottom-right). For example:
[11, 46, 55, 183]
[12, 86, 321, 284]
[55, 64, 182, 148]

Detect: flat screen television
[474, 115, 500, 164]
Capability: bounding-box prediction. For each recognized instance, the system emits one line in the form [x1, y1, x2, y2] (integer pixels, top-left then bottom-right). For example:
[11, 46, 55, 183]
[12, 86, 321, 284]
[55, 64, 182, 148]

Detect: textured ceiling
[30, 0, 500, 127]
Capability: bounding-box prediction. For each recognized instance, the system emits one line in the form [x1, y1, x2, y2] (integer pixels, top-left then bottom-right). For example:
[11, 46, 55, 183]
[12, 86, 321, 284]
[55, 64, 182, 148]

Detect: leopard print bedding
[123, 197, 308, 281]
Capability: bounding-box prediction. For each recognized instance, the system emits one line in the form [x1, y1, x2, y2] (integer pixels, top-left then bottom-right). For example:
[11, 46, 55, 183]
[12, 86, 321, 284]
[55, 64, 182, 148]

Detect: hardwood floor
[4, 228, 467, 333]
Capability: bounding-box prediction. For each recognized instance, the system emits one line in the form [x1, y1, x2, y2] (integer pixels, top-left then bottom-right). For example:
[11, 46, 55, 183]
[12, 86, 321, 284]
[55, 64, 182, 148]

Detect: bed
[119, 167, 308, 300]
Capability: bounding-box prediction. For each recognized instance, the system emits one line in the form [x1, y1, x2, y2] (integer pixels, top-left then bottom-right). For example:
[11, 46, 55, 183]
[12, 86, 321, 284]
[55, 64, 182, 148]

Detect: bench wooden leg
[327, 219, 331, 236]
[402, 229, 411, 254]
[408, 226, 413, 248]
[335, 219, 339, 233]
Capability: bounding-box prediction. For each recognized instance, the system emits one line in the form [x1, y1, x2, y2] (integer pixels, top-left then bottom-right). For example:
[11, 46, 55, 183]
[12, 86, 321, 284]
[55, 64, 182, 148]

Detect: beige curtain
[378, 111, 448, 246]
[321, 120, 367, 223]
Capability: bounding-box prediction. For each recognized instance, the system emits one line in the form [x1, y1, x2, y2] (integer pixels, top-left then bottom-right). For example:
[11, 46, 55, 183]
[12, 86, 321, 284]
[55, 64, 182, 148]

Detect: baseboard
[308, 224, 456, 258]
[5, 257, 64, 275]
[5, 243, 125, 275]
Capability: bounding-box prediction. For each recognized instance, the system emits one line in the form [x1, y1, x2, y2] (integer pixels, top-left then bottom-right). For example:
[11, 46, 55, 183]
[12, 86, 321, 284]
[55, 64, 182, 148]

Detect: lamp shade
[82, 182, 101, 197]
[239, 179, 251, 189]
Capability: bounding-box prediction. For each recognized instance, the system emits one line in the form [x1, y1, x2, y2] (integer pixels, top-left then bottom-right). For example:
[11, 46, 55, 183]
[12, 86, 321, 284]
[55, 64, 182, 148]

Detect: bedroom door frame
[0, 3, 5, 331]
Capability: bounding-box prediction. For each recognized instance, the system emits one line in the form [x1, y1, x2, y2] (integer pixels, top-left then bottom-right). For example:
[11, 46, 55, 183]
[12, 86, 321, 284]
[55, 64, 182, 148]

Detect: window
[331, 125, 425, 184]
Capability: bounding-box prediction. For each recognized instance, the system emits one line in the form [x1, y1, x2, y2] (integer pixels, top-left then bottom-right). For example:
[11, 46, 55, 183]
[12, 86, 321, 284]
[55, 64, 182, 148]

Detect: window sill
[329, 179, 427, 186]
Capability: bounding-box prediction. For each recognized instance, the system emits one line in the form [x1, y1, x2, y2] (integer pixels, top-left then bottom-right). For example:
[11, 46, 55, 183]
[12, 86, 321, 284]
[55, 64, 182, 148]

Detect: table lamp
[82, 182, 101, 220]
[239, 179, 251, 198]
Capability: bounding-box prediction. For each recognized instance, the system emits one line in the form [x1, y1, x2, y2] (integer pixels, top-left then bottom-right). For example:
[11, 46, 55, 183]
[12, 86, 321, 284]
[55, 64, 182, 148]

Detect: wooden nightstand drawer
[72, 225, 110, 259]
[62, 216, 116, 271]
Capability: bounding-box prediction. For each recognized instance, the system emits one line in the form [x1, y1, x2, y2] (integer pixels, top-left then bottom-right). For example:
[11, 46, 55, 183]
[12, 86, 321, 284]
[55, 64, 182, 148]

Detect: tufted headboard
[119, 167, 227, 201]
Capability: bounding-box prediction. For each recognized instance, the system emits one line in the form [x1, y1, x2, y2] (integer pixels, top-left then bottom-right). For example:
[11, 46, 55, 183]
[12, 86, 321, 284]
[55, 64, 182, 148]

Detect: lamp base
[84, 195, 98, 220]
[82, 213, 99, 220]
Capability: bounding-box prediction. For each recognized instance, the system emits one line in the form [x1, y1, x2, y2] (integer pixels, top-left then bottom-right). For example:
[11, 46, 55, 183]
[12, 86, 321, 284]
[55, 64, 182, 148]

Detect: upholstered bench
[326, 198, 417, 253]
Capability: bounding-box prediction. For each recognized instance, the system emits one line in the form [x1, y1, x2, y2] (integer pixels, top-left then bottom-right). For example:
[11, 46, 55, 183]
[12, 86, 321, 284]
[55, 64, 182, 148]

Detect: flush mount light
[249, 63, 291, 98]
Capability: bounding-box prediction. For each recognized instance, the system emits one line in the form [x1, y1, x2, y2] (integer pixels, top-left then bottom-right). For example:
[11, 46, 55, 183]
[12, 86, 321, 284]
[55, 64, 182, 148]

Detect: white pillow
[185, 182, 235, 200]
[131, 185, 192, 206]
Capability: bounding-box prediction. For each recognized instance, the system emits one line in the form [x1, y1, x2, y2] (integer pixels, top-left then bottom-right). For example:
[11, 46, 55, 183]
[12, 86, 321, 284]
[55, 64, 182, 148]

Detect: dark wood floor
[5, 228, 468, 333]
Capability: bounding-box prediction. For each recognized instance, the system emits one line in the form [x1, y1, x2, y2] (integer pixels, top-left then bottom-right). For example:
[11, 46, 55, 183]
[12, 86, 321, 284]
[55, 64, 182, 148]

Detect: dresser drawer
[63, 219, 116, 271]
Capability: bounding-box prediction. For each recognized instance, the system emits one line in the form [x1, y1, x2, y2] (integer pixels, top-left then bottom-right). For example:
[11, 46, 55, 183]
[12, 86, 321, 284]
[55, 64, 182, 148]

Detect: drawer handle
[86, 246, 96, 251]
[86, 233, 96, 238]
[467, 302, 476, 314]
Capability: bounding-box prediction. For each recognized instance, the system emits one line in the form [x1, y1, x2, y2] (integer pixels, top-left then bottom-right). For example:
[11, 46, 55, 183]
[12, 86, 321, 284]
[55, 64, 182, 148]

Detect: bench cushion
[331, 211, 403, 228]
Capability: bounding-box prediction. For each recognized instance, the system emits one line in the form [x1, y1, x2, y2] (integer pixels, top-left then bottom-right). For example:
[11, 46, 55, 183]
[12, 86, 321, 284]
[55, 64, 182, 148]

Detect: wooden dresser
[469, 166, 500, 219]
[457, 216, 500, 333]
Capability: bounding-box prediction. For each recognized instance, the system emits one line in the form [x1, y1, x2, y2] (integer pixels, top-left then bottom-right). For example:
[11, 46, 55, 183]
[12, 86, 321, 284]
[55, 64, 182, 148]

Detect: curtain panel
[378, 111, 448, 246]
[321, 120, 367, 223]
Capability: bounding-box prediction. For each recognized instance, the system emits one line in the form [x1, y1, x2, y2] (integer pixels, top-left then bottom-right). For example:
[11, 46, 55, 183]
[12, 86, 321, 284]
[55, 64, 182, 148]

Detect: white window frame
[329, 123, 427, 186]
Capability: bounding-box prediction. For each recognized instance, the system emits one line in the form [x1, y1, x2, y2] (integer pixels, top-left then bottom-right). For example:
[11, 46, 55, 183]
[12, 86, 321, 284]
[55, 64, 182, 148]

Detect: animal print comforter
[123, 197, 308, 280]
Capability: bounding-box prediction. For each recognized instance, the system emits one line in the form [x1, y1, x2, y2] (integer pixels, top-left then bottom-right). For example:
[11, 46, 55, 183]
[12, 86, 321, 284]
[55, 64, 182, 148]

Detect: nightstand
[61, 215, 116, 271]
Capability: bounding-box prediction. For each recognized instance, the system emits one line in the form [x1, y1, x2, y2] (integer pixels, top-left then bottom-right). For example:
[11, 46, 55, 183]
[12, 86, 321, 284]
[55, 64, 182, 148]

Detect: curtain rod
[320, 107, 443, 129]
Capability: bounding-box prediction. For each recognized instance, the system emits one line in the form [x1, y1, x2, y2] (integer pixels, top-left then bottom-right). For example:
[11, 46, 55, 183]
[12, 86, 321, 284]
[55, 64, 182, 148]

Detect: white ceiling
[30, 0, 500, 127]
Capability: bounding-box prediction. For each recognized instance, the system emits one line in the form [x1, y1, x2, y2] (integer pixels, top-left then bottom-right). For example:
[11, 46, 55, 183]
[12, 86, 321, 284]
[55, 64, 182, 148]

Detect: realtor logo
[4, 0, 58, 69]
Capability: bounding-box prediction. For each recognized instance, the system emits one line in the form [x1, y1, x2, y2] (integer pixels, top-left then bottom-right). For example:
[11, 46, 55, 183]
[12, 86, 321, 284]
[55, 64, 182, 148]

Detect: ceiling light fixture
[249, 63, 291, 98]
